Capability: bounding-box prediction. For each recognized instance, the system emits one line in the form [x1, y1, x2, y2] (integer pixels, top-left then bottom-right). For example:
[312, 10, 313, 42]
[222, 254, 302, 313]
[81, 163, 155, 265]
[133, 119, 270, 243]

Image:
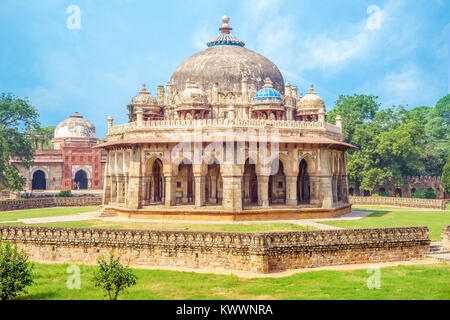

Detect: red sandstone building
[13, 112, 106, 191]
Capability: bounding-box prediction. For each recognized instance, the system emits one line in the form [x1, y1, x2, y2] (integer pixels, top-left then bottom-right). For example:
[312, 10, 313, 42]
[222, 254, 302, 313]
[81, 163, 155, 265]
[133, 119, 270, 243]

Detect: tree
[0, 238, 35, 300]
[0, 93, 40, 192]
[442, 156, 450, 194]
[93, 252, 137, 300]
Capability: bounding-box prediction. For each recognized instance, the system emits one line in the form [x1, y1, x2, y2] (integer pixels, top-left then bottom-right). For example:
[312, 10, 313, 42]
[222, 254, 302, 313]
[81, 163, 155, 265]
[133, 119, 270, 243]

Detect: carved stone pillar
[285, 176, 297, 206]
[257, 175, 269, 207]
[194, 175, 206, 207]
[126, 147, 142, 209]
[209, 175, 217, 204]
[164, 176, 176, 206]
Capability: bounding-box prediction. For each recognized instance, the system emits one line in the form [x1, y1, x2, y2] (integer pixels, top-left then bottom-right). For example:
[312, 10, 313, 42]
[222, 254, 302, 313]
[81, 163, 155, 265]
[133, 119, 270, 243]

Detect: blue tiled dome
[253, 78, 283, 105]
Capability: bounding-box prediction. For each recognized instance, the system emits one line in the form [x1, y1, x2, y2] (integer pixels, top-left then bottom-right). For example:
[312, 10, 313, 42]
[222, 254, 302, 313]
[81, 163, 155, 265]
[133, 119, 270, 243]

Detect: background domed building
[98, 16, 355, 220]
[12, 112, 106, 192]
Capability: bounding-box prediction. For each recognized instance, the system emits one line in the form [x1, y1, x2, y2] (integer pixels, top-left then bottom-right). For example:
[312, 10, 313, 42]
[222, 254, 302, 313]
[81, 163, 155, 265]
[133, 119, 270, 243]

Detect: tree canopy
[0, 93, 40, 192]
[327, 93, 450, 194]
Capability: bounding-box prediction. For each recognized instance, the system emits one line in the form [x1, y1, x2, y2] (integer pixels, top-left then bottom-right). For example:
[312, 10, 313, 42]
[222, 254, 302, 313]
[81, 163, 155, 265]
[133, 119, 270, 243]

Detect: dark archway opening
[297, 159, 310, 204]
[74, 170, 88, 190]
[243, 159, 258, 205]
[152, 159, 164, 202]
[32, 170, 46, 190]
[269, 159, 286, 204]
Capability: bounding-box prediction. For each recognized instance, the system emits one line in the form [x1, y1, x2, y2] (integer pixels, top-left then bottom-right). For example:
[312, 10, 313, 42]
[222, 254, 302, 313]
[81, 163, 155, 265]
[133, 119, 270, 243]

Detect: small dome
[177, 80, 209, 107]
[253, 78, 283, 105]
[298, 85, 325, 110]
[54, 112, 96, 139]
[130, 84, 158, 106]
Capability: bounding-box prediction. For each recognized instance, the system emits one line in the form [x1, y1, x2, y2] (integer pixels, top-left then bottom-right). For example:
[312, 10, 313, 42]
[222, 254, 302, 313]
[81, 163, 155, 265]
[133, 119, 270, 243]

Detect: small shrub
[0, 238, 34, 300]
[58, 190, 73, 197]
[93, 252, 137, 300]
[411, 189, 436, 199]
[371, 193, 380, 197]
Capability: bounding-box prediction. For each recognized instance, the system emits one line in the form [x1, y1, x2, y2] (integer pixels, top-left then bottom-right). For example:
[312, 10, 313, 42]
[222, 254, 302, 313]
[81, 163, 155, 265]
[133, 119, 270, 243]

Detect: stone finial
[136, 107, 144, 126]
[107, 115, 114, 130]
[336, 115, 342, 128]
[309, 84, 316, 94]
[140, 84, 149, 94]
[263, 77, 274, 88]
[220, 15, 232, 34]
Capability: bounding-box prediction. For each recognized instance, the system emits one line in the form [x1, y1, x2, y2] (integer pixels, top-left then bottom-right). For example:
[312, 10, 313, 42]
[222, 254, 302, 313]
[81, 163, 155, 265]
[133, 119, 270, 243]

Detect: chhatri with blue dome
[251, 78, 285, 120]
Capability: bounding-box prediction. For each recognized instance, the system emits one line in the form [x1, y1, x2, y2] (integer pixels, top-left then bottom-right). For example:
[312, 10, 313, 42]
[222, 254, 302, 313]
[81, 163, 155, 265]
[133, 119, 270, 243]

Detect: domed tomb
[127, 84, 162, 121]
[296, 85, 326, 122]
[170, 16, 284, 95]
[54, 112, 96, 139]
[175, 80, 210, 120]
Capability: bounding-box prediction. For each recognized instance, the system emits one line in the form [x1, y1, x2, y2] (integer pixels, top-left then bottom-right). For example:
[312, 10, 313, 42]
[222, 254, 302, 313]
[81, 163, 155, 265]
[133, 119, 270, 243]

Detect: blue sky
[0, 0, 449, 137]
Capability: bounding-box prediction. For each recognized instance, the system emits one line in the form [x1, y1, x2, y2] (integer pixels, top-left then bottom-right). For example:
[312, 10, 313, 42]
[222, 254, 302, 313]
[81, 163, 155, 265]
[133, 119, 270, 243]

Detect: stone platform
[100, 204, 352, 221]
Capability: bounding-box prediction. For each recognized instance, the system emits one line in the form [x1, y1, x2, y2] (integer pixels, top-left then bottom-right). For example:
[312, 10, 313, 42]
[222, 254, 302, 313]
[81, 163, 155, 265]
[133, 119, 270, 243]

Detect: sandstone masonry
[350, 196, 446, 210]
[0, 196, 102, 212]
[0, 225, 430, 273]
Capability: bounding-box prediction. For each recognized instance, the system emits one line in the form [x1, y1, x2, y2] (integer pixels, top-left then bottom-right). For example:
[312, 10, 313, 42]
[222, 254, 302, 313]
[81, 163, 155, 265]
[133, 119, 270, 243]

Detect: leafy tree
[442, 156, 450, 194]
[327, 94, 380, 144]
[0, 238, 35, 300]
[28, 125, 55, 150]
[0, 93, 40, 192]
[93, 252, 137, 300]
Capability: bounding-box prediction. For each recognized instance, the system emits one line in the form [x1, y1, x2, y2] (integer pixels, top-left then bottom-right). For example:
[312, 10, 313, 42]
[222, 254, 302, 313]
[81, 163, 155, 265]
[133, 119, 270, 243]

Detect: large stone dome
[54, 112, 96, 139]
[170, 16, 284, 95]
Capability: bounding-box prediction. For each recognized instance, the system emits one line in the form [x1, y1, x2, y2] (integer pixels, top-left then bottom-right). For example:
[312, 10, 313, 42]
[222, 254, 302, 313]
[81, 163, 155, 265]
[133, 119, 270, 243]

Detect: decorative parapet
[349, 196, 446, 210]
[0, 225, 430, 273]
[107, 119, 341, 136]
[0, 196, 102, 212]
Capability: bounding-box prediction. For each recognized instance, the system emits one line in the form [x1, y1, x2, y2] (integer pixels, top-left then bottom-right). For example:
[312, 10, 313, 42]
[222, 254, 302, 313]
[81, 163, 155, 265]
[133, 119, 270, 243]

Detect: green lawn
[322, 206, 449, 241]
[0, 206, 100, 222]
[1, 219, 315, 233]
[17, 262, 450, 300]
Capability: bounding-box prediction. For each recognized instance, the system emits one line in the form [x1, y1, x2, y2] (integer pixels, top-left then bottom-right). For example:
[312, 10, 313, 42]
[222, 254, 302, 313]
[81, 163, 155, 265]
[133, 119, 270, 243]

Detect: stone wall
[0, 196, 101, 212]
[442, 226, 450, 250]
[350, 196, 446, 210]
[0, 225, 430, 273]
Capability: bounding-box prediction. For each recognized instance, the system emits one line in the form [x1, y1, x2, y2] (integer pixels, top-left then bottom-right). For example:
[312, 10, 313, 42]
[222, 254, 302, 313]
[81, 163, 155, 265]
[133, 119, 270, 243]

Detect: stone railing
[0, 196, 102, 212]
[349, 196, 447, 210]
[0, 225, 430, 273]
[107, 118, 337, 135]
[442, 226, 450, 250]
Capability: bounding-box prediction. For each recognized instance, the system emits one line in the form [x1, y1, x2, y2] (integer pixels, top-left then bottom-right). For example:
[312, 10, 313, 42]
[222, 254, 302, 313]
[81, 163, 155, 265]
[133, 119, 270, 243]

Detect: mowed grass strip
[18, 262, 450, 300]
[0, 206, 100, 222]
[3, 219, 315, 233]
[322, 206, 450, 241]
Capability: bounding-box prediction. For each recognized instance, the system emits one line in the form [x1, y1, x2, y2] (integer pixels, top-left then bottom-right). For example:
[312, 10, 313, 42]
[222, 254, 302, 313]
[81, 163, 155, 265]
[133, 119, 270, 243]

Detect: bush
[371, 193, 380, 197]
[0, 238, 34, 300]
[57, 190, 73, 197]
[411, 189, 437, 199]
[93, 252, 137, 300]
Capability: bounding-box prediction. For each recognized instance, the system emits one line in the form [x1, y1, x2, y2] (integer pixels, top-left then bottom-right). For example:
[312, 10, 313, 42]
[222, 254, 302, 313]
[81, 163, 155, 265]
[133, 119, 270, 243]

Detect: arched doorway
[176, 160, 194, 204]
[74, 170, 88, 190]
[206, 160, 222, 204]
[297, 159, 310, 204]
[348, 188, 355, 196]
[394, 188, 402, 197]
[152, 159, 164, 202]
[32, 170, 46, 190]
[269, 158, 286, 204]
[242, 158, 258, 205]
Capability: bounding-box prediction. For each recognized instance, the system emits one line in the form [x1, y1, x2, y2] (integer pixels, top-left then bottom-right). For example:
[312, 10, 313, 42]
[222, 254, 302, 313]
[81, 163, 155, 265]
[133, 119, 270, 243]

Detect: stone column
[210, 175, 217, 204]
[320, 176, 334, 209]
[257, 175, 269, 207]
[102, 153, 112, 205]
[164, 176, 176, 206]
[117, 175, 124, 204]
[222, 176, 242, 211]
[126, 147, 142, 209]
[194, 175, 206, 207]
[285, 176, 297, 206]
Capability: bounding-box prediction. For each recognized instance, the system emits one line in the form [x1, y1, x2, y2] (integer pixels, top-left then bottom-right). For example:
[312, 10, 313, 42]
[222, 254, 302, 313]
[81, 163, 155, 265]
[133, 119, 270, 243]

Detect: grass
[322, 206, 449, 241]
[0, 206, 100, 222]
[1, 219, 315, 232]
[17, 262, 450, 300]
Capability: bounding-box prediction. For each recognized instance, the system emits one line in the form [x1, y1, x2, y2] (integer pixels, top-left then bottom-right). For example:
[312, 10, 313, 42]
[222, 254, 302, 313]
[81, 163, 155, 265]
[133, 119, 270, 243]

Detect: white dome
[54, 112, 96, 139]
